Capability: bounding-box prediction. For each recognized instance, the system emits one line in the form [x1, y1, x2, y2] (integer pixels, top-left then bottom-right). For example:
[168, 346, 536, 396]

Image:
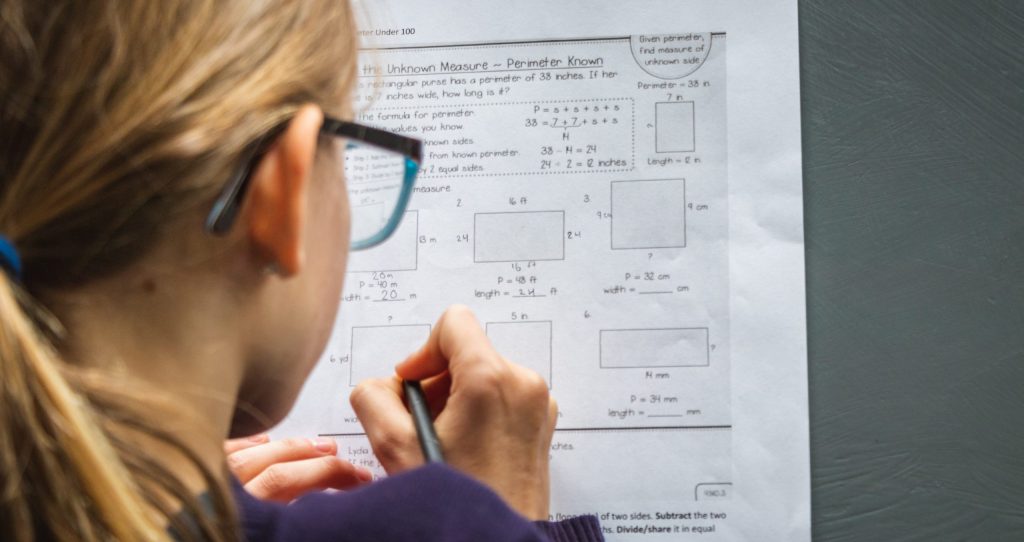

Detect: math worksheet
[275, 1, 808, 539]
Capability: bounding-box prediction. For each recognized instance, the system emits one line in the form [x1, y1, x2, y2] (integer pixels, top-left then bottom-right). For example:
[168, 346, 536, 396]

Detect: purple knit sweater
[233, 463, 604, 541]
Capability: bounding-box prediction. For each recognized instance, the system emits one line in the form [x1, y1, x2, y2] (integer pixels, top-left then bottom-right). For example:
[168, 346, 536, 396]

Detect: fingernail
[356, 467, 374, 482]
[248, 434, 270, 443]
[312, 437, 335, 453]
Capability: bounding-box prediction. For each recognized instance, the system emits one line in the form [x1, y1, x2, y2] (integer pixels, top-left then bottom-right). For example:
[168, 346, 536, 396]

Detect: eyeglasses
[204, 116, 422, 251]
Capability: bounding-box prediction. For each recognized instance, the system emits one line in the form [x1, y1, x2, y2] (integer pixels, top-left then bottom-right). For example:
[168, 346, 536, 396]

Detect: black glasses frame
[204, 116, 423, 238]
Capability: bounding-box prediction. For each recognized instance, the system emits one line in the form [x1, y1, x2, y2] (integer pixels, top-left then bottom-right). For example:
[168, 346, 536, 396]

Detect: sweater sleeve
[233, 463, 604, 542]
[535, 516, 606, 542]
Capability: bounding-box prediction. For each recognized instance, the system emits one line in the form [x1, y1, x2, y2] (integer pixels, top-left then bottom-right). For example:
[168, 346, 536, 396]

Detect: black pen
[402, 379, 445, 463]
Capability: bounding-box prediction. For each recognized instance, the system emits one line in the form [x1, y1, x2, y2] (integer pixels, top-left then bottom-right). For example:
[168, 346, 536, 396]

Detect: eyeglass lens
[342, 143, 408, 246]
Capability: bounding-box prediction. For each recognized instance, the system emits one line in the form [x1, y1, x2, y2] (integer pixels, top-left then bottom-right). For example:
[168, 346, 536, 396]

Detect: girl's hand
[349, 305, 557, 520]
[225, 435, 374, 502]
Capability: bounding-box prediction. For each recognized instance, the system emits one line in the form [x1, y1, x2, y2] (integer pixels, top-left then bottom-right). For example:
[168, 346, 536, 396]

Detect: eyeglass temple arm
[322, 118, 423, 163]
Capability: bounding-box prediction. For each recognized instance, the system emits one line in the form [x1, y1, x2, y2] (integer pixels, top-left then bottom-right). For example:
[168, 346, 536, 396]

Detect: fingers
[227, 436, 339, 483]
[244, 455, 372, 502]
[224, 433, 270, 454]
[543, 397, 559, 450]
[419, 371, 452, 417]
[396, 305, 498, 381]
[357, 305, 558, 520]
[349, 377, 422, 472]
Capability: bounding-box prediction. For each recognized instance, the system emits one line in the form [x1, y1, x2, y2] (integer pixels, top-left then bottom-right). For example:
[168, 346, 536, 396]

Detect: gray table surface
[800, 1, 1023, 540]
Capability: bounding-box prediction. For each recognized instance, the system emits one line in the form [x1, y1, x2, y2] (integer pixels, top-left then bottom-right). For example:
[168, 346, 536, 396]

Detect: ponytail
[1, 0, 359, 538]
[0, 276, 166, 540]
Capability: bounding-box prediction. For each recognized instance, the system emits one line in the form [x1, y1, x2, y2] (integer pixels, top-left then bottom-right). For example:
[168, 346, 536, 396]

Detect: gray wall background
[800, 1, 1023, 540]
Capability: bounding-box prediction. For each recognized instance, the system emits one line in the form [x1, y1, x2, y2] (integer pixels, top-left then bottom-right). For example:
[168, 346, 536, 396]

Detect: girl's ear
[244, 105, 324, 276]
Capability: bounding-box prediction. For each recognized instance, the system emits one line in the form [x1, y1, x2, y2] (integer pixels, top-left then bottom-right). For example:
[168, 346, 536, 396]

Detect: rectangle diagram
[474, 211, 565, 263]
[349, 324, 431, 385]
[599, 328, 709, 368]
[655, 101, 695, 153]
[486, 321, 553, 387]
[611, 179, 686, 249]
[347, 210, 419, 272]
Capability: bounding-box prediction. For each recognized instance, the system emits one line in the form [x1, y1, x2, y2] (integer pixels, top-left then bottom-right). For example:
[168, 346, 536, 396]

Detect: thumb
[349, 377, 422, 472]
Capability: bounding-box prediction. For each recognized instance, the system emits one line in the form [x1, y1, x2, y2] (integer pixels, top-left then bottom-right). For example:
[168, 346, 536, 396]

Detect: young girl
[0, 1, 602, 540]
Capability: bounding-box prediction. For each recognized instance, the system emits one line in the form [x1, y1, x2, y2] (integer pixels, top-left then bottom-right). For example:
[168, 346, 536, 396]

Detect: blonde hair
[0, 0, 357, 539]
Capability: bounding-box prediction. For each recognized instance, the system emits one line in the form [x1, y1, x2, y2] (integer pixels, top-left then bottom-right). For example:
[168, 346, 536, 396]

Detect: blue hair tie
[0, 235, 22, 280]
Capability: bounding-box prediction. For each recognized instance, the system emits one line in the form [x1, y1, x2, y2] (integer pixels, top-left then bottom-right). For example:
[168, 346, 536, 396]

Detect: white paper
[274, 1, 808, 539]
